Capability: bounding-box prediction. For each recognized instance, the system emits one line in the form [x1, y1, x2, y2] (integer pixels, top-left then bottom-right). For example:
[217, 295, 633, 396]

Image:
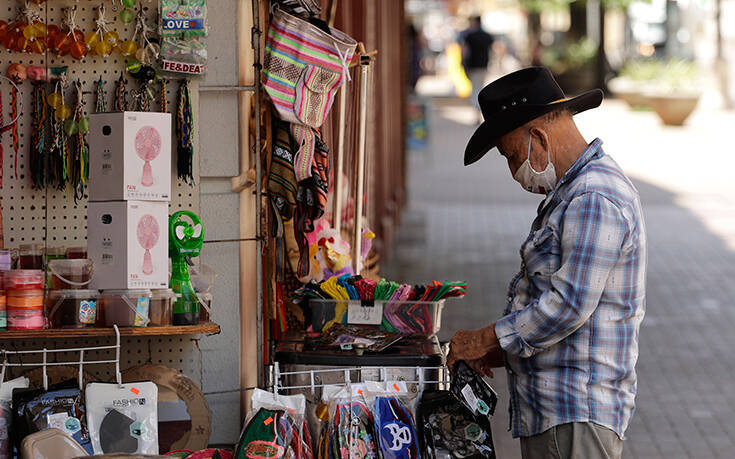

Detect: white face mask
[513, 133, 557, 194]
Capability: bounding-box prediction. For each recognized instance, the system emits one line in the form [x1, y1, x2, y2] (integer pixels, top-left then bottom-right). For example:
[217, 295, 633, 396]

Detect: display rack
[0, 322, 220, 339]
[0, 324, 122, 389]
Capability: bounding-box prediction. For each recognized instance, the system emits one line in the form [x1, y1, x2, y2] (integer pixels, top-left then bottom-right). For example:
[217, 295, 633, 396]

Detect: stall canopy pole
[252, 0, 264, 387]
[353, 50, 370, 274]
[334, 84, 347, 234]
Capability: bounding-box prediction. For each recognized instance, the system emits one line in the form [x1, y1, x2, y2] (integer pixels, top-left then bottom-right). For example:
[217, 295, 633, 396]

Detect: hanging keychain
[48, 75, 71, 188]
[68, 80, 89, 202]
[5, 64, 26, 181]
[159, 79, 168, 112]
[85, 4, 118, 58]
[0, 74, 23, 187]
[114, 72, 128, 111]
[176, 79, 194, 184]
[56, 6, 86, 60]
[95, 76, 106, 113]
[29, 78, 46, 189]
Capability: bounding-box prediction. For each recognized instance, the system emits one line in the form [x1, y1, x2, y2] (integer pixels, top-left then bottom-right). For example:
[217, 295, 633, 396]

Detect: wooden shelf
[0, 322, 221, 339]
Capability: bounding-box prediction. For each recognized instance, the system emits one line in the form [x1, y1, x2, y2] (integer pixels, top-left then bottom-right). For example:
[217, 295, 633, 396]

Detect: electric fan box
[88, 201, 169, 290]
[88, 111, 172, 202]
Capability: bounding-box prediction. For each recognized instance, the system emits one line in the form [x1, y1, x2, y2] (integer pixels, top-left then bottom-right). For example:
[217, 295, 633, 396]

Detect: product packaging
[0, 376, 29, 459]
[11, 379, 94, 456]
[46, 289, 99, 328]
[160, 0, 208, 38]
[85, 381, 159, 455]
[234, 408, 295, 459]
[88, 201, 169, 290]
[88, 112, 172, 201]
[98, 289, 152, 327]
[416, 362, 497, 459]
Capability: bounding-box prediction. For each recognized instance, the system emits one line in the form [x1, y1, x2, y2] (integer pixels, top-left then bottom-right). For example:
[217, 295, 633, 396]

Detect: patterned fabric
[290, 123, 318, 182]
[295, 132, 330, 278]
[263, 8, 356, 128]
[269, 121, 298, 221]
[495, 138, 647, 440]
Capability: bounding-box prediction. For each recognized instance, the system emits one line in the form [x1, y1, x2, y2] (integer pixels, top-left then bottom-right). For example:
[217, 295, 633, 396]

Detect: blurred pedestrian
[460, 16, 495, 121]
[449, 67, 647, 459]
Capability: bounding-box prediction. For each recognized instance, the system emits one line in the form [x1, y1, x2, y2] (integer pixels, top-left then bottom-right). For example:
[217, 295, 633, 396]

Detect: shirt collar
[557, 137, 604, 189]
[538, 138, 604, 211]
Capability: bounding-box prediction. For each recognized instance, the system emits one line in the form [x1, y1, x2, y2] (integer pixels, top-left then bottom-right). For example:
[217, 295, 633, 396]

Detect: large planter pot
[608, 77, 648, 108]
[643, 91, 701, 126]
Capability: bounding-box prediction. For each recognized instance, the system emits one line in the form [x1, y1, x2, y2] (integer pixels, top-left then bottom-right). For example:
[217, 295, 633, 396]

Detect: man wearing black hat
[447, 67, 647, 459]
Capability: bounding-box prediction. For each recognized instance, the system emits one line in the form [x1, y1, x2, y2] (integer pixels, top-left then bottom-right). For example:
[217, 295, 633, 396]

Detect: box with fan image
[88, 111, 172, 201]
[87, 201, 169, 290]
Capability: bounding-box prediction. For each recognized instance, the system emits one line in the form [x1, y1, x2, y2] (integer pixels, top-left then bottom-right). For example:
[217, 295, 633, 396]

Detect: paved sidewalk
[383, 98, 735, 458]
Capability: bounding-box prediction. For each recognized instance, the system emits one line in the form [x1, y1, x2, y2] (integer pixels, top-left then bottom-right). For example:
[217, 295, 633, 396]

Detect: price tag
[348, 303, 383, 325]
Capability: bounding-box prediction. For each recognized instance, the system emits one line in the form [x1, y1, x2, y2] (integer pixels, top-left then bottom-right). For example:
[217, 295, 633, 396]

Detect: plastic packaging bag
[374, 396, 421, 459]
[161, 0, 208, 38]
[0, 376, 28, 459]
[249, 389, 313, 459]
[85, 381, 159, 455]
[234, 408, 296, 459]
[11, 379, 94, 456]
[417, 363, 497, 459]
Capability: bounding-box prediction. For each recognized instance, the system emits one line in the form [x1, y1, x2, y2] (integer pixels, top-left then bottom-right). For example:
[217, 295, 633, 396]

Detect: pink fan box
[87, 201, 169, 290]
[88, 111, 172, 201]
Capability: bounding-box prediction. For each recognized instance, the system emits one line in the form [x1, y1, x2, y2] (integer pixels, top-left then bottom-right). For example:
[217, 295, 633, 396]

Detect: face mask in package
[417, 390, 495, 459]
[11, 379, 94, 456]
[85, 381, 159, 455]
[450, 361, 498, 420]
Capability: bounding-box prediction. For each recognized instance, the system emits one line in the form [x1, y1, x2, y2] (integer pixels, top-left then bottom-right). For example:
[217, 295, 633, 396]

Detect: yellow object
[46, 92, 62, 108]
[95, 40, 113, 57]
[55, 105, 71, 120]
[118, 40, 138, 57]
[447, 42, 472, 98]
[85, 31, 100, 47]
[104, 31, 119, 44]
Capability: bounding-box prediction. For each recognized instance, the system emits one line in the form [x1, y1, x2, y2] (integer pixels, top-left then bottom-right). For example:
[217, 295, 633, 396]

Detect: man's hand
[465, 347, 505, 377]
[448, 323, 502, 373]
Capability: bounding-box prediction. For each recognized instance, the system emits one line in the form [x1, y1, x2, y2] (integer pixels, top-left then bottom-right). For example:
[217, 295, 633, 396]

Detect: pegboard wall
[0, 0, 200, 248]
[0, 0, 209, 389]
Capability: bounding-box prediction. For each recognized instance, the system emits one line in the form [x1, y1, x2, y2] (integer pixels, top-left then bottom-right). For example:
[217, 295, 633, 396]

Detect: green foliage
[519, 0, 574, 13]
[619, 59, 698, 89]
[541, 37, 597, 74]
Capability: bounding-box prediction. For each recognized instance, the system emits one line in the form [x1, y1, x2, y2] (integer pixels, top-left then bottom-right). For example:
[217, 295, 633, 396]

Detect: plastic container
[66, 246, 88, 260]
[149, 289, 179, 326]
[48, 259, 94, 289]
[4, 270, 44, 290]
[6, 290, 45, 309]
[309, 299, 445, 336]
[0, 291, 6, 330]
[98, 289, 152, 327]
[19, 244, 43, 269]
[47, 289, 100, 328]
[0, 249, 12, 271]
[7, 310, 44, 330]
[190, 264, 217, 293]
[198, 292, 212, 323]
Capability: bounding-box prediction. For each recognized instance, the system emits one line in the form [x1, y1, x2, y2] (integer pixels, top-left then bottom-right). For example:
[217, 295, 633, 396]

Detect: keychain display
[11, 379, 94, 456]
[56, 6, 87, 60]
[85, 381, 159, 455]
[29, 77, 46, 189]
[68, 80, 90, 202]
[115, 72, 129, 111]
[47, 76, 71, 189]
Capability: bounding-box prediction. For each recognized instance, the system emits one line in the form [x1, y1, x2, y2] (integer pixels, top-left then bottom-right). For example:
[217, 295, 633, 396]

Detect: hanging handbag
[263, 7, 357, 128]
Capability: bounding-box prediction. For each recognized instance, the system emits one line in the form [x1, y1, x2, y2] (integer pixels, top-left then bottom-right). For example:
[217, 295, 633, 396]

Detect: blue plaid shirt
[495, 138, 647, 439]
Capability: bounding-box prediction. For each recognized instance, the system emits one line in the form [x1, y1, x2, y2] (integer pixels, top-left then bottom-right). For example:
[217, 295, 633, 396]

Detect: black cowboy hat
[464, 67, 603, 166]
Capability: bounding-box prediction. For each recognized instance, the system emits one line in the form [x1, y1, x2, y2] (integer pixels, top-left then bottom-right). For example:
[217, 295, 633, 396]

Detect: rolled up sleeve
[496, 192, 627, 358]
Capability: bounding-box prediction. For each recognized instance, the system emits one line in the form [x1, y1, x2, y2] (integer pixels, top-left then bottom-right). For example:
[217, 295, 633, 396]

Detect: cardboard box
[89, 112, 172, 201]
[88, 201, 169, 290]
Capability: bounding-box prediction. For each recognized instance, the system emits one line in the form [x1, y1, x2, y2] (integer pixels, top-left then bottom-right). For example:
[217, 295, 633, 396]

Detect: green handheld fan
[169, 210, 204, 325]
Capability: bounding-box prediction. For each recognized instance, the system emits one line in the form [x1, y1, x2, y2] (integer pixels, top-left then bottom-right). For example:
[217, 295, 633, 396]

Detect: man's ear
[529, 126, 550, 153]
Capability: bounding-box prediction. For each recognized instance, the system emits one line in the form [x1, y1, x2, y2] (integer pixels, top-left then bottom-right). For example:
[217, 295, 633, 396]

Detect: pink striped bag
[263, 8, 357, 129]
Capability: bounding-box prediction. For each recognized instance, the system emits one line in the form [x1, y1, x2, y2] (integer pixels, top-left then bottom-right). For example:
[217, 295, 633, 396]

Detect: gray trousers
[520, 422, 623, 459]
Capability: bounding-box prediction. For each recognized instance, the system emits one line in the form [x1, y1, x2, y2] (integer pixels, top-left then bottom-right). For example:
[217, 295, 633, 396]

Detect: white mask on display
[513, 133, 557, 194]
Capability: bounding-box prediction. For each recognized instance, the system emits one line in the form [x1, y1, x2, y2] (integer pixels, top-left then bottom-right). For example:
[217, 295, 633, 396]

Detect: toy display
[169, 211, 204, 325]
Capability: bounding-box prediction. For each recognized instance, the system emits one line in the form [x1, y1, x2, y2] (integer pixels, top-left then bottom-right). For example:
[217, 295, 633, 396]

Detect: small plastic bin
[48, 259, 93, 289]
[198, 292, 212, 323]
[4, 270, 44, 290]
[149, 289, 180, 326]
[98, 289, 152, 327]
[47, 289, 100, 328]
[309, 299, 445, 336]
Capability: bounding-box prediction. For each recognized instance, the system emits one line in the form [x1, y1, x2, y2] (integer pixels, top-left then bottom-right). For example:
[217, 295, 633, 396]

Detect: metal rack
[0, 325, 122, 390]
